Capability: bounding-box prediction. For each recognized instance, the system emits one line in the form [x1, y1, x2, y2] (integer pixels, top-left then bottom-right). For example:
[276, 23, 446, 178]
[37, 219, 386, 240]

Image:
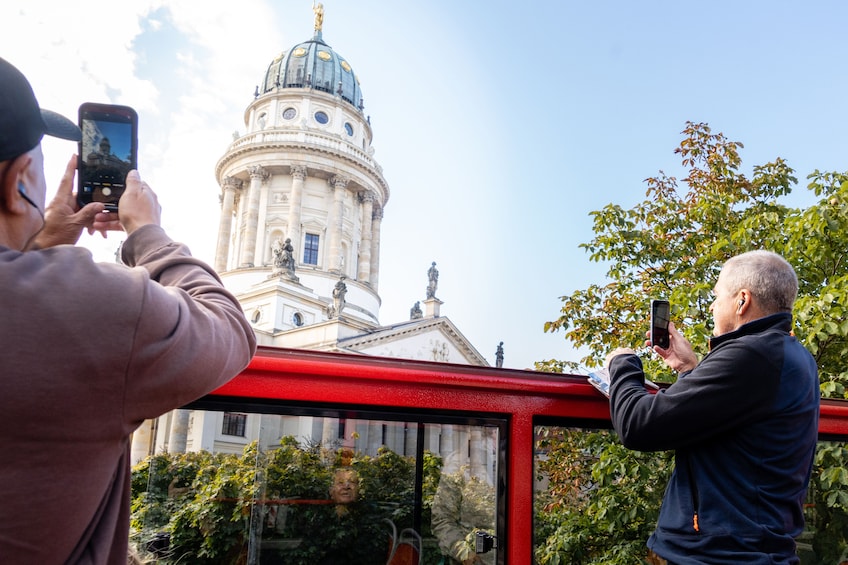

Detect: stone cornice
[338, 316, 489, 366]
[217, 129, 385, 177]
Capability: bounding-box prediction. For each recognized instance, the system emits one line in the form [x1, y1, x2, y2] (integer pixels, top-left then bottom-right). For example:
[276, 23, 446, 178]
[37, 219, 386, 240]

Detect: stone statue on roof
[410, 301, 423, 320]
[426, 262, 439, 299]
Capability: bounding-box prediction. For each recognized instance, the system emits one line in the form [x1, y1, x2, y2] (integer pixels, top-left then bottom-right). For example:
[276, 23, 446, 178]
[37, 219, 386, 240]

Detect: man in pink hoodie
[0, 57, 257, 564]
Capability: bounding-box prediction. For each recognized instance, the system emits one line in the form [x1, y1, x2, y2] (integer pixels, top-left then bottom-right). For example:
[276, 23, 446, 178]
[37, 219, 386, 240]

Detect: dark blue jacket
[609, 313, 819, 564]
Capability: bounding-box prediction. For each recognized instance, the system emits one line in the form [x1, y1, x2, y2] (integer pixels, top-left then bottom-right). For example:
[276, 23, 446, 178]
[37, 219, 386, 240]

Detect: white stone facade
[132, 26, 490, 465]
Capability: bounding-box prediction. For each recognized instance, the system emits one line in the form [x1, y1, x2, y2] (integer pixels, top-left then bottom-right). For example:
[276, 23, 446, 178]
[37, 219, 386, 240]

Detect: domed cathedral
[213, 14, 385, 344]
[209, 5, 487, 364]
[130, 6, 492, 463]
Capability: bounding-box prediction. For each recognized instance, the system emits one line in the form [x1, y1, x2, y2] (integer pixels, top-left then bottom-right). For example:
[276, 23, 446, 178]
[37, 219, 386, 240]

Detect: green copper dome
[260, 33, 364, 112]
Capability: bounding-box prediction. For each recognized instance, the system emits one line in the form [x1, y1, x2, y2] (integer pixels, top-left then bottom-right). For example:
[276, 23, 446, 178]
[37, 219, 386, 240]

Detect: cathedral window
[221, 413, 247, 437]
[304, 233, 320, 264]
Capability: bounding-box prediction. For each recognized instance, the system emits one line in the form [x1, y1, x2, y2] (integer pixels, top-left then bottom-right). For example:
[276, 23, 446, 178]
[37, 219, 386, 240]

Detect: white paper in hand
[587, 368, 611, 398]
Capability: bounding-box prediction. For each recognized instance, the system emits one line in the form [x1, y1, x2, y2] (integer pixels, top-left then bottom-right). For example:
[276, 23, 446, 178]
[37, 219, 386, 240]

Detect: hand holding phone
[77, 103, 138, 212]
[650, 299, 671, 349]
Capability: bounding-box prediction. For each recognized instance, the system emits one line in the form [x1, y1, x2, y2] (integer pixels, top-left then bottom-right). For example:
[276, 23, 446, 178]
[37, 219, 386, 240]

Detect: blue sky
[83, 121, 134, 162]
[3, 1, 847, 369]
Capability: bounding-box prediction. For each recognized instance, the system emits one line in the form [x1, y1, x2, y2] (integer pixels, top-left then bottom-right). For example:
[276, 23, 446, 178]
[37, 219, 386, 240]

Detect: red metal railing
[209, 346, 848, 563]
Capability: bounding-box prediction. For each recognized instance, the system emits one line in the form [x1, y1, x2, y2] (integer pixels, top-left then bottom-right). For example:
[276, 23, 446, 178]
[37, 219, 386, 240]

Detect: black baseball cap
[0, 57, 81, 162]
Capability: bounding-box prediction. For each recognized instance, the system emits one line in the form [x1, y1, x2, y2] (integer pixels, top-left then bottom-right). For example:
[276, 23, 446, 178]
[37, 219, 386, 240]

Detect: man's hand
[90, 169, 162, 236]
[646, 322, 699, 373]
[29, 155, 108, 250]
[115, 170, 161, 235]
[605, 347, 637, 369]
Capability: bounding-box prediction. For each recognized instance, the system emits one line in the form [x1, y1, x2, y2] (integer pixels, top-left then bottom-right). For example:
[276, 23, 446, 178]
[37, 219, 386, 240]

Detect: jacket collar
[708, 312, 793, 351]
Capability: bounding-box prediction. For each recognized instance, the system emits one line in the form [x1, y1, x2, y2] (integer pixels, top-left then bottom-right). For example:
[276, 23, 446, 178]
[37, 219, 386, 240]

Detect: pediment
[336, 317, 488, 366]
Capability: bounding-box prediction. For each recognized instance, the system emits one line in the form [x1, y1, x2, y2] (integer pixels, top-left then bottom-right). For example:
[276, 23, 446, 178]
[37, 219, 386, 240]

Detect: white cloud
[2, 1, 285, 263]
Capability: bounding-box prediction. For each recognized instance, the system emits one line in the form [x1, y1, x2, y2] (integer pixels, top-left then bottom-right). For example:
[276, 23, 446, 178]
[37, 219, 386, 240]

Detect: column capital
[372, 205, 383, 221]
[223, 176, 243, 191]
[359, 191, 375, 204]
[290, 164, 307, 180]
[248, 165, 269, 181]
[329, 175, 349, 190]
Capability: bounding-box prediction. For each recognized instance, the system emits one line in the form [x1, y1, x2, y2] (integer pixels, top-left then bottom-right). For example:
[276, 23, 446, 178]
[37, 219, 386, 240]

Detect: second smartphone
[77, 102, 138, 212]
[650, 299, 671, 349]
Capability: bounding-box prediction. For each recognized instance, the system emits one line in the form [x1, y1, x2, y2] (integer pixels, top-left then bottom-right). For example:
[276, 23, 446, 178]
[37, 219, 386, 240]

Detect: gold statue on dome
[313, 1, 324, 32]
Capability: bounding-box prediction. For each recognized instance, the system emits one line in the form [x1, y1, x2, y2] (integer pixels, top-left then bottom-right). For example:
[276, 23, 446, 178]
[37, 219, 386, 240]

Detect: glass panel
[263, 57, 283, 92]
[303, 233, 319, 264]
[533, 426, 848, 564]
[130, 409, 502, 565]
[284, 58, 307, 88]
[313, 55, 336, 93]
[430, 423, 498, 565]
[801, 440, 848, 564]
[339, 63, 359, 106]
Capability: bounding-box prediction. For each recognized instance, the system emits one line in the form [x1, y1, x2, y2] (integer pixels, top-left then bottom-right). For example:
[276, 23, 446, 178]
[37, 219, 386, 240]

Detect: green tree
[534, 428, 672, 565]
[129, 439, 447, 564]
[537, 121, 848, 563]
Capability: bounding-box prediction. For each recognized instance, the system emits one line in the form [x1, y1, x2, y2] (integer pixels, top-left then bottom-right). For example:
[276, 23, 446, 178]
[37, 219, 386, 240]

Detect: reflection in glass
[533, 427, 848, 564]
[130, 410, 501, 565]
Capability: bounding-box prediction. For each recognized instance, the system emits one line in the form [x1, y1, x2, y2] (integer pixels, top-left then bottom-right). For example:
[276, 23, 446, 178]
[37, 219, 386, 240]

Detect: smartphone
[650, 299, 671, 349]
[77, 103, 138, 212]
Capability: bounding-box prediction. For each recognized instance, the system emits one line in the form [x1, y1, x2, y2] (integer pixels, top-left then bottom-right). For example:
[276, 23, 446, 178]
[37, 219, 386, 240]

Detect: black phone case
[650, 299, 670, 349]
[77, 103, 138, 212]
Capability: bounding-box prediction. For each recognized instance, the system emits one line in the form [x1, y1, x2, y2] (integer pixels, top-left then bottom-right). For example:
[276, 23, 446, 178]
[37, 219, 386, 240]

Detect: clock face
[282, 108, 296, 120]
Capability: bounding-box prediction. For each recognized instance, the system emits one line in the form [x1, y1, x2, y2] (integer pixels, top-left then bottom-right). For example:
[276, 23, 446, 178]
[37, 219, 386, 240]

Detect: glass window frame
[303, 233, 319, 265]
[186, 396, 509, 564]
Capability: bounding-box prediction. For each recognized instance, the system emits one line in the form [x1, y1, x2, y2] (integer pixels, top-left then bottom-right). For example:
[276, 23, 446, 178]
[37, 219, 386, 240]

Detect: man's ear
[736, 290, 751, 314]
[0, 154, 34, 216]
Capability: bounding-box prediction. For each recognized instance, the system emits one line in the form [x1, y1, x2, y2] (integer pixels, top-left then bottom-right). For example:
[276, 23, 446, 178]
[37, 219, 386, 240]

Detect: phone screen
[651, 299, 671, 349]
[78, 103, 138, 212]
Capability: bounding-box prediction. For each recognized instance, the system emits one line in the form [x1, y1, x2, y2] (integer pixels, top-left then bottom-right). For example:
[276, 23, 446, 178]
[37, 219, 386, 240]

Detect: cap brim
[41, 109, 81, 142]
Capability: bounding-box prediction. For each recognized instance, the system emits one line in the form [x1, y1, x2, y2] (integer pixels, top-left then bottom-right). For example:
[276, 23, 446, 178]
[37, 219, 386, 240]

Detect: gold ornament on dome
[340, 60, 351, 72]
[293, 47, 307, 58]
[313, 1, 324, 32]
[317, 51, 331, 61]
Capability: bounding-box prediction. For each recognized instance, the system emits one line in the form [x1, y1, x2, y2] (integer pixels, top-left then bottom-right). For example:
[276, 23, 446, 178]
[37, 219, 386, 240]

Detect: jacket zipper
[685, 454, 700, 532]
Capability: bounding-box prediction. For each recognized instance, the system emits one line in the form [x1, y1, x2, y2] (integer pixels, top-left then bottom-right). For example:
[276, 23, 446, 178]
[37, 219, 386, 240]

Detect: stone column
[167, 409, 191, 454]
[239, 165, 267, 267]
[215, 176, 241, 273]
[369, 205, 383, 291]
[130, 419, 155, 465]
[321, 417, 338, 446]
[286, 165, 307, 254]
[327, 175, 349, 274]
[469, 427, 485, 479]
[367, 420, 382, 454]
[357, 192, 374, 282]
[441, 424, 456, 464]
